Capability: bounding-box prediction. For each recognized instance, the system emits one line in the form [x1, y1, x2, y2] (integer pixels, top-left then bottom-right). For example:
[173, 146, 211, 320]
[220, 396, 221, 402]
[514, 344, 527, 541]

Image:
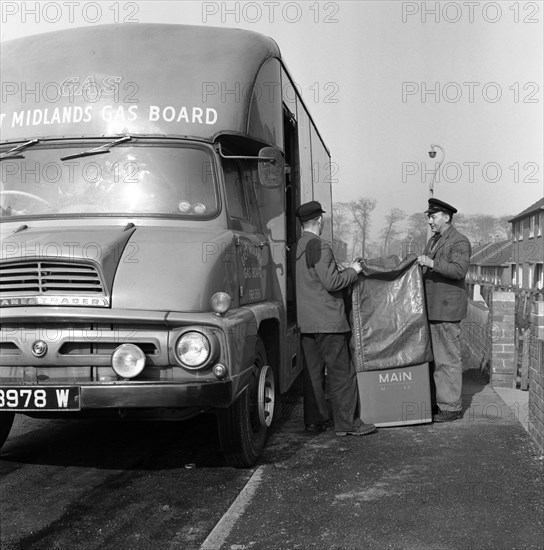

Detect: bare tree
[472, 214, 499, 242]
[496, 215, 513, 240]
[454, 213, 513, 245]
[339, 198, 377, 258]
[452, 214, 473, 241]
[364, 240, 381, 259]
[402, 212, 428, 256]
[350, 230, 361, 258]
[380, 208, 405, 256]
[332, 203, 350, 242]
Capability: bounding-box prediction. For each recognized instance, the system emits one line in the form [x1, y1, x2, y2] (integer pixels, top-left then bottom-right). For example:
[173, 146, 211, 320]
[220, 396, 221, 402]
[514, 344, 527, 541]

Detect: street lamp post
[426, 144, 445, 240]
[428, 144, 445, 198]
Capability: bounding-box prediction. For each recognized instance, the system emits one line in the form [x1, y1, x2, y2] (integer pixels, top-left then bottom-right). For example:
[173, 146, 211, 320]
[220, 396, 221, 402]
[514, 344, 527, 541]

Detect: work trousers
[301, 332, 361, 431]
[429, 321, 463, 412]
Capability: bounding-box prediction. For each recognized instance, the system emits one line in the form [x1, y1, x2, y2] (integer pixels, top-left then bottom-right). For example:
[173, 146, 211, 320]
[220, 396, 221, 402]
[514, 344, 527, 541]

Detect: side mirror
[258, 147, 284, 189]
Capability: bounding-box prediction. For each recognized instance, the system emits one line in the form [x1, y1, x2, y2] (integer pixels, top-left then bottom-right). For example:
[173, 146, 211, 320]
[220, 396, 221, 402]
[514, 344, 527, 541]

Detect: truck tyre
[217, 339, 275, 468]
[0, 413, 15, 451]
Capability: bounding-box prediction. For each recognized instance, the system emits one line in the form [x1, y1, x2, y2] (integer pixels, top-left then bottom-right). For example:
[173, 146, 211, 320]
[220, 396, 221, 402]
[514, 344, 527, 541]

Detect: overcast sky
[1, 0, 543, 237]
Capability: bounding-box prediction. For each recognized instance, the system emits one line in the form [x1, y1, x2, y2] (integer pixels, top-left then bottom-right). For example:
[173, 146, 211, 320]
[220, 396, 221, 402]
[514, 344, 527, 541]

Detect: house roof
[508, 197, 544, 222]
[470, 240, 512, 266]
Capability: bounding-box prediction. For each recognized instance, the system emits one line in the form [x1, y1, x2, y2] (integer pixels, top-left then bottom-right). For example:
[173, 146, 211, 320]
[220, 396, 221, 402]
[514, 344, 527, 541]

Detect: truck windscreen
[0, 143, 218, 219]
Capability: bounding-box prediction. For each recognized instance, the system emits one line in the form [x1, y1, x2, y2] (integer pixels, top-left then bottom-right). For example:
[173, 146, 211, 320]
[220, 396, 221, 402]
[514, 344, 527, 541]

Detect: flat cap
[296, 200, 326, 222]
[425, 198, 458, 216]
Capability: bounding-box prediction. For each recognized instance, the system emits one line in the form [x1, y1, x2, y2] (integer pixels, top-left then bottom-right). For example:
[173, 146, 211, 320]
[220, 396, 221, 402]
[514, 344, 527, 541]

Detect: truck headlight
[175, 331, 211, 369]
[111, 344, 146, 378]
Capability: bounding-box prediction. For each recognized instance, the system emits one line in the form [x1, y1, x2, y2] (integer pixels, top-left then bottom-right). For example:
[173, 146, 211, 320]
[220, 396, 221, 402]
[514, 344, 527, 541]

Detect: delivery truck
[0, 24, 334, 467]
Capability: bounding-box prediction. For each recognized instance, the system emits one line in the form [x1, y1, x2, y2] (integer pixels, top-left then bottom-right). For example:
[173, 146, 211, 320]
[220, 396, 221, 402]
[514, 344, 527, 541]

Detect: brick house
[463, 198, 544, 452]
[467, 240, 512, 289]
[509, 198, 544, 291]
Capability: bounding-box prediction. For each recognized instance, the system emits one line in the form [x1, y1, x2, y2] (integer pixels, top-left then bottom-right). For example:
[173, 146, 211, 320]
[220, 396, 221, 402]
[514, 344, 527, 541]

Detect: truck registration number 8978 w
[0, 387, 80, 411]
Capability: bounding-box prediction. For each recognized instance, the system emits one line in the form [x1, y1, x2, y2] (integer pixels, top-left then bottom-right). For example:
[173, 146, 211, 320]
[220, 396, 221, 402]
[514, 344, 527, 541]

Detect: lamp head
[428, 149, 437, 158]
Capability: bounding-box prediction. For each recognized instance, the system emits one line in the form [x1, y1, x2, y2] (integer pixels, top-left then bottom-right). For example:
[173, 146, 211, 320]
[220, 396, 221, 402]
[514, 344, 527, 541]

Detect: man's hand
[417, 255, 434, 269]
[348, 260, 363, 274]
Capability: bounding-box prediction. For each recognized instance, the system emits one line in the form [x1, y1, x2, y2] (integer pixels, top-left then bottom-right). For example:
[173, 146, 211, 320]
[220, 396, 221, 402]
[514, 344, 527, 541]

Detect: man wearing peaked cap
[295, 200, 326, 222]
[417, 198, 471, 422]
[294, 200, 376, 437]
[424, 198, 458, 216]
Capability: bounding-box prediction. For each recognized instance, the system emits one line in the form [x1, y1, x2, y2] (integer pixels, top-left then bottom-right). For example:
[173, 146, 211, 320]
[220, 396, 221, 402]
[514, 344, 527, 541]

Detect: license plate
[0, 387, 80, 411]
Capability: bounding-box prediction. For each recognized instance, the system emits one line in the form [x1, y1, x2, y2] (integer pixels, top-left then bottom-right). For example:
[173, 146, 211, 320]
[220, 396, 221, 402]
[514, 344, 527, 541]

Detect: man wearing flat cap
[295, 200, 376, 436]
[417, 198, 471, 422]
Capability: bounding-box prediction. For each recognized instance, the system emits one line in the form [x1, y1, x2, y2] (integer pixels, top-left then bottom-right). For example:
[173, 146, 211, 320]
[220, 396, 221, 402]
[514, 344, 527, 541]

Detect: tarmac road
[1, 371, 543, 550]
[0, 411, 254, 550]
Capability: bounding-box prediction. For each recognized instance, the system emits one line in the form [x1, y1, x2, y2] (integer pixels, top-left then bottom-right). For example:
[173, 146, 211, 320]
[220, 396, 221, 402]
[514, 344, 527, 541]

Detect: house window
[518, 220, 523, 241]
[527, 264, 535, 289]
[511, 265, 517, 285]
[536, 213, 542, 237]
[523, 216, 531, 239]
[535, 263, 543, 290]
[529, 215, 535, 238]
[518, 265, 523, 287]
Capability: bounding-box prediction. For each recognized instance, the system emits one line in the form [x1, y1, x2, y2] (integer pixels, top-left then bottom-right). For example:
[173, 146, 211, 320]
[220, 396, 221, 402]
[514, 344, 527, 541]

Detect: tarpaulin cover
[350, 255, 433, 372]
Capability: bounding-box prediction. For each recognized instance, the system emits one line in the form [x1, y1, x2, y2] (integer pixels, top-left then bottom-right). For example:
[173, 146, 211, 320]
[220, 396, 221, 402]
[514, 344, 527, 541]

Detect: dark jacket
[423, 224, 471, 322]
[295, 231, 358, 333]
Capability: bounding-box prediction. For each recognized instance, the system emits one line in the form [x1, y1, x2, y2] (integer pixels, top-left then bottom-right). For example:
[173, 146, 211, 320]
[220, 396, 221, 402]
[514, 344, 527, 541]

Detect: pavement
[494, 385, 530, 432]
[212, 370, 544, 550]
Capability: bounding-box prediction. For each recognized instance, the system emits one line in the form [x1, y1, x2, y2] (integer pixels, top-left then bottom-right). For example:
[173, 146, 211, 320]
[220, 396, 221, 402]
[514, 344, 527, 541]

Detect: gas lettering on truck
[148, 106, 218, 125]
[1, 105, 218, 130]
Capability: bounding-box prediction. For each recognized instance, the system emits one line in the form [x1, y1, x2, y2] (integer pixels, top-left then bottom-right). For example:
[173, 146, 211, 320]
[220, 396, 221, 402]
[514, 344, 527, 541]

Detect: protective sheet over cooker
[349, 255, 433, 372]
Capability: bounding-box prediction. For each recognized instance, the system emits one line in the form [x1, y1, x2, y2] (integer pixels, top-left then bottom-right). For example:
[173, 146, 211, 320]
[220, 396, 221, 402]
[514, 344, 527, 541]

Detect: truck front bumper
[79, 380, 234, 409]
[0, 380, 236, 414]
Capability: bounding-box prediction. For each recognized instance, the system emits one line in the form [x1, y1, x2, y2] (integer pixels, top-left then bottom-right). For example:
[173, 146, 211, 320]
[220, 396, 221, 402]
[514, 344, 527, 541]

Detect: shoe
[305, 419, 334, 433]
[433, 410, 462, 422]
[323, 419, 334, 431]
[305, 424, 323, 433]
[336, 423, 377, 437]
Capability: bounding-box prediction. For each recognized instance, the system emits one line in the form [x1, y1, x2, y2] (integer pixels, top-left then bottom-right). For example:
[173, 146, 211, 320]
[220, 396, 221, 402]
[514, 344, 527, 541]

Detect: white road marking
[199, 465, 266, 550]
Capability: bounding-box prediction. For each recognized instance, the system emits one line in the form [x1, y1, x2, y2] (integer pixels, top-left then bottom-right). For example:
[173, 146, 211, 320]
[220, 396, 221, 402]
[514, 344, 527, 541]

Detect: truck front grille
[0, 260, 105, 295]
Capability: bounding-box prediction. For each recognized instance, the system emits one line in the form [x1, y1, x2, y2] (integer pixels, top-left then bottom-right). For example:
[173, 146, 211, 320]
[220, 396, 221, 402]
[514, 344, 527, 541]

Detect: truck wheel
[272, 375, 283, 423]
[217, 339, 275, 468]
[0, 413, 15, 451]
